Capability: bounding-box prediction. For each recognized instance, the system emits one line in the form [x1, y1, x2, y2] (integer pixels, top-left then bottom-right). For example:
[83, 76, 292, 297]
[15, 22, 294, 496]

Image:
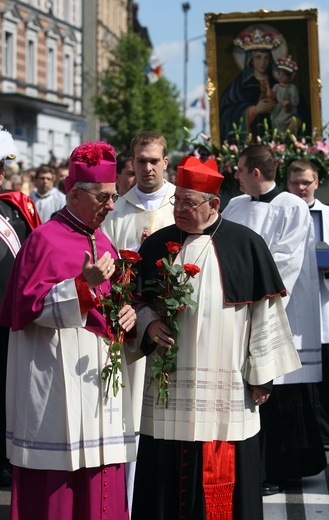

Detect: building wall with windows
[0, 1, 147, 162]
[0, 0, 83, 167]
[82, 0, 131, 142]
[98, 0, 129, 73]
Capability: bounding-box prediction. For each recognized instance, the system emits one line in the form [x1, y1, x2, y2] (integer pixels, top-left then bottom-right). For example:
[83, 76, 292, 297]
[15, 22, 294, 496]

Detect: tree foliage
[93, 30, 190, 152]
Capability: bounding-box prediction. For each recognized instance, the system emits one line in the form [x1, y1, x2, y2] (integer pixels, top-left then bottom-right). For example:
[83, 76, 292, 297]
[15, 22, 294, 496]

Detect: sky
[136, 1, 329, 138]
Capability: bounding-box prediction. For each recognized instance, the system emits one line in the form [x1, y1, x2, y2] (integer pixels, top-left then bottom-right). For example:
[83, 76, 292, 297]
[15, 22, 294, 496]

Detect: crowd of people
[0, 126, 328, 520]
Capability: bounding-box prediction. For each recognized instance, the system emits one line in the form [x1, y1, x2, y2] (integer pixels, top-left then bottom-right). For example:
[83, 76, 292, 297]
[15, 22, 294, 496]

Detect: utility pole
[182, 2, 190, 119]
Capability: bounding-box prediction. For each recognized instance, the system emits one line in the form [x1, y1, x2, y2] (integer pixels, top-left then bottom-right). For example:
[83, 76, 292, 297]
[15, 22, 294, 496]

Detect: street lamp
[182, 2, 191, 119]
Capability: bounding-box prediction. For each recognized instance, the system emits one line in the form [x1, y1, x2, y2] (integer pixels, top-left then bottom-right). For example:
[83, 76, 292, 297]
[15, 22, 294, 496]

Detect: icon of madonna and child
[219, 24, 311, 143]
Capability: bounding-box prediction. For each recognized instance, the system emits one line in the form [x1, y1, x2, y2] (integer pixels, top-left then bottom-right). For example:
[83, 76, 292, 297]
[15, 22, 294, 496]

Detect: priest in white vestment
[287, 158, 329, 444]
[102, 131, 176, 512]
[223, 144, 326, 495]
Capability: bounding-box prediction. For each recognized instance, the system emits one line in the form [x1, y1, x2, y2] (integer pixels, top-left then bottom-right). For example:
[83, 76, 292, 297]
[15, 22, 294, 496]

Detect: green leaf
[111, 282, 123, 292]
[122, 283, 136, 291]
[110, 310, 118, 321]
[163, 297, 180, 308]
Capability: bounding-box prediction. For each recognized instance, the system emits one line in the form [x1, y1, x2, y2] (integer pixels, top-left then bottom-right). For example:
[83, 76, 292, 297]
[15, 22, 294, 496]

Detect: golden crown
[233, 29, 283, 51]
[275, 55, 298, 73]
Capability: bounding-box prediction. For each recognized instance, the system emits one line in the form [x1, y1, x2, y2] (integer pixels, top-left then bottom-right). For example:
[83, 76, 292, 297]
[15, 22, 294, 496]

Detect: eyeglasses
[288, 180, 316, 188]
[169, 195, 213, 211]
[78, 188, 119, 204]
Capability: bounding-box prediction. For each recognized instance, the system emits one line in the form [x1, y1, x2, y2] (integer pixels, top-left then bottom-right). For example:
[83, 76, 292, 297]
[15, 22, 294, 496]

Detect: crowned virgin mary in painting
[219, 24, 311, 143]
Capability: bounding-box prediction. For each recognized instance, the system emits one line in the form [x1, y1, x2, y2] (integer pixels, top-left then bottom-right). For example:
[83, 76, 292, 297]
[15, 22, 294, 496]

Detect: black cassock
[132, 217, 286, 520]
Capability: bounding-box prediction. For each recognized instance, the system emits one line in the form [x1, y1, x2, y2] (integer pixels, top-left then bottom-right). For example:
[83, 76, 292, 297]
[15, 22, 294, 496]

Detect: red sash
[0, 191, 41, 230]
[202, 441, 235, 520]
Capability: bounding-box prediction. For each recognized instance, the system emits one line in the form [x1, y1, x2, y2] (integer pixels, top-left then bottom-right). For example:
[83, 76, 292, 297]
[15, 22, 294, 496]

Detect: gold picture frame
[205, 9, 322, 146]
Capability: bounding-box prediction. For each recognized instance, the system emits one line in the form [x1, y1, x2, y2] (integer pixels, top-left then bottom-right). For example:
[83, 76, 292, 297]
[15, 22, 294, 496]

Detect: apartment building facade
[0, 1, 147, 167]
[82, 0, 132, 142]
[0, 0, 84, 167]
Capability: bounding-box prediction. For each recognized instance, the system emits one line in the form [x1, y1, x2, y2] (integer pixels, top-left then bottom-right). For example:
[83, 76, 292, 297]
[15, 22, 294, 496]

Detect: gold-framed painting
[205, 9, 322, 146]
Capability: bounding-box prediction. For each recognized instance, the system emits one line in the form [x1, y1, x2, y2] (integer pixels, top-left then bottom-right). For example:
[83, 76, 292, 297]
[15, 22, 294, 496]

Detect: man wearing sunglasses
[0, 141, 138, 519]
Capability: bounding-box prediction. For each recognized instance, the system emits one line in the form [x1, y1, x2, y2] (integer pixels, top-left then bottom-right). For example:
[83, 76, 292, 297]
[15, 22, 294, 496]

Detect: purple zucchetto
[65, 141, 117, 193]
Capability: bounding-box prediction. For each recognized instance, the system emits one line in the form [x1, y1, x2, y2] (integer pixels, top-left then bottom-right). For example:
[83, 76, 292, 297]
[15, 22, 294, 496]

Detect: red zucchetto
[176, 155, 224, 195]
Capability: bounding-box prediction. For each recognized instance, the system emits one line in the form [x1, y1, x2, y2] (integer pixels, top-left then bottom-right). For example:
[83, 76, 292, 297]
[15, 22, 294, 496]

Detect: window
[64, 0, 71, 22]
[64, 133, 71, 158]
[2, 17, 17, 79]
[47, 46, 56, 90]
[4, 31, 14, 77]
[26, 39, 36, 83]
[63, 52, 73, 95]
[48, 129, 54, 152]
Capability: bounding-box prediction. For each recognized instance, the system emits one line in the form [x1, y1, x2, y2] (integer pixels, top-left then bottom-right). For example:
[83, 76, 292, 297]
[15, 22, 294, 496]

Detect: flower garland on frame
[184, 120, 329, 190]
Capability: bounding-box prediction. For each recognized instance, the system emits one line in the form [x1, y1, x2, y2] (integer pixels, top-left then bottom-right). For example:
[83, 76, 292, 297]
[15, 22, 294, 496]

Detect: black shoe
[262, 480, 284, 496]
[0, 467, 12, 487]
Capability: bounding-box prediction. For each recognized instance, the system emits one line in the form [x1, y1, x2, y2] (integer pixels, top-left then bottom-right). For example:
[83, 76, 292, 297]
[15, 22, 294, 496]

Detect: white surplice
[102, 181, 176, 252]
[139, 234, 301, 442]
[6, 279, 136, 471]
[223, 192, 321, 383]
[311, 198, 329, 344]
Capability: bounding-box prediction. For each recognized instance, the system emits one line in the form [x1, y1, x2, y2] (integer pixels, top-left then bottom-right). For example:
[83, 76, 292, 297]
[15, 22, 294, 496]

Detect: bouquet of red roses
[145, 241, 200, 408]
[101, 249, 141, 400]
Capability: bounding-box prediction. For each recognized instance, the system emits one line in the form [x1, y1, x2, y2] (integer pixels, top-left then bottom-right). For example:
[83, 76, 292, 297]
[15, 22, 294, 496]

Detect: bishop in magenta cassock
[0, 141, 138, 520]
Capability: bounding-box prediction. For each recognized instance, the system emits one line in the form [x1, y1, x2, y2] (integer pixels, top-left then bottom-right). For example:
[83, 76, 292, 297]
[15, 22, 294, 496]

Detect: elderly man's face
[173, 186, 219, 234]
[71, 182, 118, 230]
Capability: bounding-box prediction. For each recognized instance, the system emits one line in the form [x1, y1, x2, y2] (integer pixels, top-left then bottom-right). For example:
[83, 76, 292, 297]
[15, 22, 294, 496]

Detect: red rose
[183, 263, 200, 277]
[119, 250, 142, 263]
[165, 241, 181, 253]
[156, 259, 163, 268]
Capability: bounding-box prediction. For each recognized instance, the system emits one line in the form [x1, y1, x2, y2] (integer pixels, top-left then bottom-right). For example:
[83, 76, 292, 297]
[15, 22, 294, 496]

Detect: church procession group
[0, 123, 328, 520]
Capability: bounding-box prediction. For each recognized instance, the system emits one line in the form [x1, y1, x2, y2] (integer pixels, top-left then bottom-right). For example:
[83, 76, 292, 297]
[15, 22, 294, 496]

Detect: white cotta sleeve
[34, 278, 87, 329]
[244, 295, 301, 385]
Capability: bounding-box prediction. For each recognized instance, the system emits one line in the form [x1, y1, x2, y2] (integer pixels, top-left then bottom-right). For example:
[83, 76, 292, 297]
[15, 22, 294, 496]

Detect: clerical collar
[203, 214, 221, 235]
[308, 200, 315, 209]
[251, 184, 281, 203]
[179, 214, 221, 243]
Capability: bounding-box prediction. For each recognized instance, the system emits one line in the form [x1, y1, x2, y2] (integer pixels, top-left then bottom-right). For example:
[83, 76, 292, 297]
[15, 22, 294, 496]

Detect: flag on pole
[190, 95, 206, 110]
[145, 56, 163, 84]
